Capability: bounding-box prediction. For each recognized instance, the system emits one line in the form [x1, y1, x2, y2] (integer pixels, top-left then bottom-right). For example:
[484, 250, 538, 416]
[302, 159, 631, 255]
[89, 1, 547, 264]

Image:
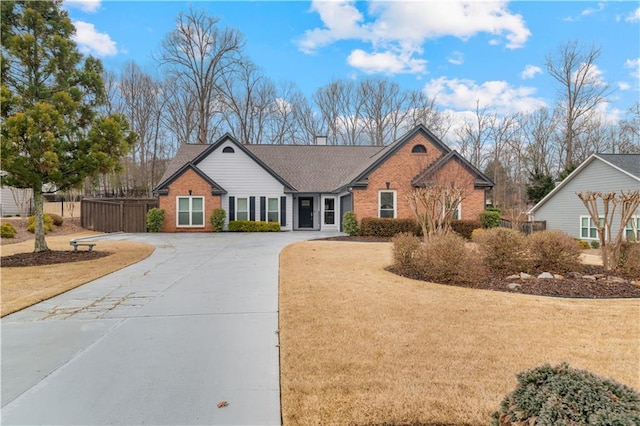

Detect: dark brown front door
[298, 197, 314, 228]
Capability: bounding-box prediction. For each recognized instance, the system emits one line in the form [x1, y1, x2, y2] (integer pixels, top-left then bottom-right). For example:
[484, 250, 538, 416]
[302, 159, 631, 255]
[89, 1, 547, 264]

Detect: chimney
[314, 136, 327, 145]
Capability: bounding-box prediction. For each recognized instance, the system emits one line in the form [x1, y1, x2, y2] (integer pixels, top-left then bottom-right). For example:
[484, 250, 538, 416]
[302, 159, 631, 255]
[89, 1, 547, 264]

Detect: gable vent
[315, 136, 327, 145]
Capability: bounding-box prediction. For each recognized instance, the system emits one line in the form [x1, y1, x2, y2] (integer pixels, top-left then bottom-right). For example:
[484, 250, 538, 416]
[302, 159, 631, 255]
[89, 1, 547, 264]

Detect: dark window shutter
[260, 197, 266, 221]
[249, 196, 256, 221]
[229, 196, 235, 221]
[280, 196, 286, 226]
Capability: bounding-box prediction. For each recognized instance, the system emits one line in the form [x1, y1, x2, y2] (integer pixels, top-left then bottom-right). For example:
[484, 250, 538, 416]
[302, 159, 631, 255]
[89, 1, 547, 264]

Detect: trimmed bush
[527, 230, 582, 272]
[146, 208, 165, 232]
[27, 214, 54, 233]
[473, 227, 529, 273]
[492, 363, 640, 426]
[228, 220, 280, 232]
[617, 241, 640, 278]
[210, 208, 226, 232]
[451, 219, 483, 240]
[578, 240, 590, 249]
[1, 222, 17, 238]
[391, 232, 422, 274]
[591, 240, 601, 249]
[48, 213, 64, 226]
[479, 207, 502, 228]
[342, 211, 359, 236]
[412, 233, 483, 283]
[359, 217, 420, 237]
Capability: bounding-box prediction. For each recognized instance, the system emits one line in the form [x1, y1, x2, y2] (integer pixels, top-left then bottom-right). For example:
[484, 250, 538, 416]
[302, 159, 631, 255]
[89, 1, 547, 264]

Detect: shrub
[359, 217, 420, 237]
[527, 230, 582, 272]
[146, 208, 165, 232]
[413, 233, 483, 284]
[578, 240, 590, 249]
[451, 219, 483, 240]
[228, 220, 280, 232]
[1, 222, 17, 238]
[48, 213, 64, 226]
[472, 227, 529, 273]
[591, 240, 601, 249]
[617, 241, 640, 278]
[210, 208, 226, 232]
[391, 232, 422, 275]
[342, 211, 359, 236]
[491, 363, 640, 426]
[479, 207, 502, 228]
[27, 214, 54, 233]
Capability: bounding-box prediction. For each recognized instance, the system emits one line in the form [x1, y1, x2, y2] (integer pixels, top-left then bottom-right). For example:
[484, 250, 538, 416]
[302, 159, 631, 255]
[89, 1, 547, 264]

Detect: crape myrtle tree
[0, 0, 135, 252]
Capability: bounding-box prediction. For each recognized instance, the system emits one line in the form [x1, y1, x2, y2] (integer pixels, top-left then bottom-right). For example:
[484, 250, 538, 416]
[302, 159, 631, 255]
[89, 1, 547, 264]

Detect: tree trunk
[33, 187, 49, 253]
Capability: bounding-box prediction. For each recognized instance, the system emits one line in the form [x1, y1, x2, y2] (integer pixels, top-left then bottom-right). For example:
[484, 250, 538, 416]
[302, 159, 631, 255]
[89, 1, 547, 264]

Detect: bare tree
[314, 80, 365, 145]
[546, 40, 613, 171]
[162, 78, 199, 145]
[406, 90, 453, 140]
[359, 78, 409, 146]
[157, 9, 244, 144]
[522, 107, 559, 177]
[455, 101, 494, 170]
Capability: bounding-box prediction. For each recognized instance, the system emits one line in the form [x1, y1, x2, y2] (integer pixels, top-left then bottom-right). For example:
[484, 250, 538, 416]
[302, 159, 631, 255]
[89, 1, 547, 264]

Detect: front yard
[279, 241, 640, 425]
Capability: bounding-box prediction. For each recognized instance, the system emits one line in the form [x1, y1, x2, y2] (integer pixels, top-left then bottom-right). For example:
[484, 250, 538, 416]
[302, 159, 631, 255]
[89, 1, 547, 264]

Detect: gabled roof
[412, 150, 494, 188]
[529, 153, 640, 214]
[154, 162, 226, 196]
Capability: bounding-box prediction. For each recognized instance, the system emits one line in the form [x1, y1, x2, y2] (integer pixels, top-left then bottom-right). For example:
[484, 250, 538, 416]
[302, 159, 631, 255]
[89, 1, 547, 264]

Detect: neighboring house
[153, 125, 494, 232]
[529, 154, 640, 241]
[0, 185, 32, 217]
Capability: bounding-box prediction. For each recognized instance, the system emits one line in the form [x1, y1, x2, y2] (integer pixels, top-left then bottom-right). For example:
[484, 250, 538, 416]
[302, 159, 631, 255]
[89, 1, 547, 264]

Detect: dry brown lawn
[1, 233, 154, 317]
[279, 241, 640, 426]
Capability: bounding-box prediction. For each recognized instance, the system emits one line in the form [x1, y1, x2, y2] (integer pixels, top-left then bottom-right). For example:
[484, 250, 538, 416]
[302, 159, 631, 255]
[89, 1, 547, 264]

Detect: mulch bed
[2, 250, 111, 267]
[315, 236, 640, 299]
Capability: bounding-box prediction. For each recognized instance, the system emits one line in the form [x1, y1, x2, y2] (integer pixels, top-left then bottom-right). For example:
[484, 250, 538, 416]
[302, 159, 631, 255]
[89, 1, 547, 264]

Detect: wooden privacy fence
[499, 219, 546, 234]
[81, 198, 158, 233]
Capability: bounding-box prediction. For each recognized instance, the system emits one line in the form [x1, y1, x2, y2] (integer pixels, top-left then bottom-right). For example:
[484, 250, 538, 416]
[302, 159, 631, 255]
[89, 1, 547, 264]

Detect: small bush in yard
[413, 233, 483, 283]
[228, 220, 280, 232]
[479, 207, 501, 228]
[492, 362, 640, 426]
[146, 208, 165, 232]
[342, 211, 359, 236]
[578, 240, 590, 249]
[48, 213, 64, 226]
[451, 219, 483, 239]
[617, 241, 640, 278]
[359, 217, 420, 237]
[209, 208, 226, 232]
[391, 232, 422, 274]
[1, 222, 16, 238]
[473, 227, 529, 273]
[527, 230, 582, 272]
[27, 214, 54, 233]
[591, 240, 601, 249]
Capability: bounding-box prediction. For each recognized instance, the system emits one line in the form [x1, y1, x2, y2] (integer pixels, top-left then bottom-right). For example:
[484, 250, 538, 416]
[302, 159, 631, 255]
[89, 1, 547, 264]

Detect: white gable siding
[197, 141, 293, 230]
[1, 186, 32, 216]
[532, 159, 640, 239]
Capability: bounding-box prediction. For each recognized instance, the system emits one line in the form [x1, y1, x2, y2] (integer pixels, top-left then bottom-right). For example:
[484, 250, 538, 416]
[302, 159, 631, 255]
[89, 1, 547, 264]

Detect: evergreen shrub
[1, 222, 17, 238]
[48, 213, 64, 226]
[359, 217, 420, 237]
[146, 208, 165, 232]
[210, 208, 226, 232]
[228, 220, 280, 232]
[27, 214, 54, 233]
[451, 219, 483, 240]
[479, 207, 502, 228]
[342, 211, 359, 236]
[591, 240, 601, 249]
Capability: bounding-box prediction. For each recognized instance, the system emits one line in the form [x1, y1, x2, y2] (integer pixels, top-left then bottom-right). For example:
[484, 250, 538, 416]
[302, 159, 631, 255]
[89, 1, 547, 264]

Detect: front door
[298, 197, 314, 228]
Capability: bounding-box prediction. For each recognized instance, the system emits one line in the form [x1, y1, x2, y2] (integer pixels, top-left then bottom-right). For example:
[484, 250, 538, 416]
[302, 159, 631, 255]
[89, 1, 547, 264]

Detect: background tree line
[93, 10, 640, 208]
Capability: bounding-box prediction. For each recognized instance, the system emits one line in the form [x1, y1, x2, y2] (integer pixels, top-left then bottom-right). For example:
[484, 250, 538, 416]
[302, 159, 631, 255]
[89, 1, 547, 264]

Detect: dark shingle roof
[597, 154, 640, 180]
[158, 144, 209, 185]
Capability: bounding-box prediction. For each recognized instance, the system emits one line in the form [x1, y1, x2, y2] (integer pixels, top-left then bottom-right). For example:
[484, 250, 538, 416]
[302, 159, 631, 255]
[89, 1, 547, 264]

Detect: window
[222, 146, 235, 153]
[267, 198, 279, 222]
[452, 204, 461, 220]
[580, 216, 604, 239]
[412, 144, 427, 154]
[177, 196, 204, 227]
[237, 198, 248, 221]
[625, 217, 640, 240]
[324, 197, 335, 225]
[379, 191, 396, 218]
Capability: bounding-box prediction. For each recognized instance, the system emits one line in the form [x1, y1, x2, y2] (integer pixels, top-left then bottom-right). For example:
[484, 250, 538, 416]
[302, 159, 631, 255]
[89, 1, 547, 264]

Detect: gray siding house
[529, 154, 640, 241]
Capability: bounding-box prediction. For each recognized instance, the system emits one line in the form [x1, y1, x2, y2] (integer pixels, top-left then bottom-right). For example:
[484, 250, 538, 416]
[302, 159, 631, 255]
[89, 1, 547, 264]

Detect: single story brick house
[153, 125, 494, 232]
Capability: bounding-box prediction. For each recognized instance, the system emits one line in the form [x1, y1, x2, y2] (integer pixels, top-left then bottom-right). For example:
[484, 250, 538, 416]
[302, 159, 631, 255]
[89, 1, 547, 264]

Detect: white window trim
[236, 197, 249, 221]
[580, 215, 605, 240]
[624, 216, 640, 240]
[176, 196, 205, 228]
[378, 190, 397, 219]
[322, 196, 337, 226]
[267, 197, 280, 223]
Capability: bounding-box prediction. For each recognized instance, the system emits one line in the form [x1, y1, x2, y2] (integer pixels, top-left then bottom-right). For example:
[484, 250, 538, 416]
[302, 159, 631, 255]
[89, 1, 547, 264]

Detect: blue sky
[63, 0, 639, 121]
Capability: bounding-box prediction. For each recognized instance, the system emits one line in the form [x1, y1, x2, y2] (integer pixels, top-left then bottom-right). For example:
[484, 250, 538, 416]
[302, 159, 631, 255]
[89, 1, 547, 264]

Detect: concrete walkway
[2, 231, 337, 425]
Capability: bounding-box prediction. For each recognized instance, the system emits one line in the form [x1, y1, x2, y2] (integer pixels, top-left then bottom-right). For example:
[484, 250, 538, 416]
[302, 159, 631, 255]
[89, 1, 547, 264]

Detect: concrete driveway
[2, 231, 336, 425]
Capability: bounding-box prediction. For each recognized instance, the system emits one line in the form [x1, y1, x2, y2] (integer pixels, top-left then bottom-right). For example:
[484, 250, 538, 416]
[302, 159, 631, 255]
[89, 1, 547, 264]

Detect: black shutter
[260, 197, 266, 221]
[229, 196, 235, 221]
[280, 196, 286, 226]
[249, 196, 256, 221]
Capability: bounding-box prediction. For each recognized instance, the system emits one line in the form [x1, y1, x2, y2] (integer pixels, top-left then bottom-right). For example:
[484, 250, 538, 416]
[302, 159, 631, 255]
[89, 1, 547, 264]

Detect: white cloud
[347, 49, 426, 74]
[72, 21, 117, 57]
[297, 0, 530, 76]
[618, 82, 631, 91]
[64, 0, 101, 13]
[625, 58, 640, 80]
[581, 2, 606, 17]
[626, 7, 640, 22]
[520, 65, 542, 79]
[423, 76, 546, 114]
[447, 51, 464, 66]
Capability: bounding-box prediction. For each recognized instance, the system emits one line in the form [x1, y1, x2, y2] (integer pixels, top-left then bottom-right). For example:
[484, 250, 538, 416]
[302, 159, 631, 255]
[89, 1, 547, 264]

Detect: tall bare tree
[157, 9, 244, 144]
[546, 40, 613, 171]
[359, 78, 409, 146]
[455, 101, 494, 170]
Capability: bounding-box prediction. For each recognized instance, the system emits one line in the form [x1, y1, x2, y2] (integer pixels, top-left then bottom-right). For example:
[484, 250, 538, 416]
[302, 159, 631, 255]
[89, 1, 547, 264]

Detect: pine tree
[526, 168, 555, 204]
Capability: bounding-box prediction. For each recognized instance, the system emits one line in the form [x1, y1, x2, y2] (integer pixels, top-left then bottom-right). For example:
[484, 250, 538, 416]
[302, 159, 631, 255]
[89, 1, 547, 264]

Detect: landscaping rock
[519, 272, 533, 280]
[583, 275, 597, 281]
[538, 272, 554, 279]
[506, 274, 520, 280]
[607, 276, 627, 284]
[553, 274, 565, 280]
[508, 283, 522, 290]
[567, 272, 583, 278]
